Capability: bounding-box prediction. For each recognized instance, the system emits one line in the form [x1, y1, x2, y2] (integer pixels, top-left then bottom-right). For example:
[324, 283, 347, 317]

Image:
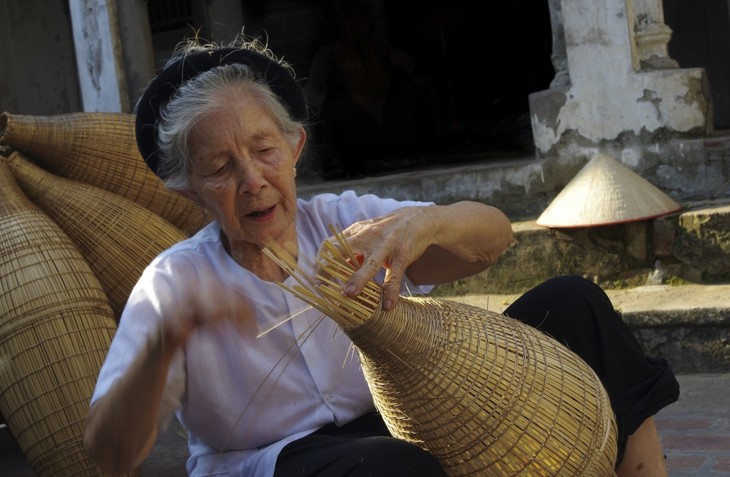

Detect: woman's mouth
[247, 205, 276, 219]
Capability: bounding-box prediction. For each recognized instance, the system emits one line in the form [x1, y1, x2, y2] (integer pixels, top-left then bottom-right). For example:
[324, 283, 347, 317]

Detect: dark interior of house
[147, 0, 556, 179]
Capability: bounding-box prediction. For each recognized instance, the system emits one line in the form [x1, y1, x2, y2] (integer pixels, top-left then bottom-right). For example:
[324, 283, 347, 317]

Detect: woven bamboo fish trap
[265, 235, 618, 476]
[0, 161, 138, 476]
[5, 152, 188, 322]
[0, 111, 205, 235]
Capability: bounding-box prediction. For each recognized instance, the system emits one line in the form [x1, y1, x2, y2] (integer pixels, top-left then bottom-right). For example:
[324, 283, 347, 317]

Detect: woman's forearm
[84, 329, 175, 472]
[431, 201, 513, 263]
[408, 201, 513, 284]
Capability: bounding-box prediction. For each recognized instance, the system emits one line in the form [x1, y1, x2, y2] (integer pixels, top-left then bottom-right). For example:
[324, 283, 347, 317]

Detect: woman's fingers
[318, 208, 432, 309]
[162, 276, 253, 350]
[339, 240, 415, 311]
[342, 253, 385, 297]
[380, 269, 402, 310]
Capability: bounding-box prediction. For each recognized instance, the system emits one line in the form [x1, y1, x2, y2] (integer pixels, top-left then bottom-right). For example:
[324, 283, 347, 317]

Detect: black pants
[274, 276, 680, 476]
[273, 412, 446, 477]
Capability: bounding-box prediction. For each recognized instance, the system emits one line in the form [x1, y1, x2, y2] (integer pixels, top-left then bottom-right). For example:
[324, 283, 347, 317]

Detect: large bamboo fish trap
[0, 161, 137, 476]
[0, 111, 205, 235]
[5, 152, 188, 322]
[266, 235, 618, 476]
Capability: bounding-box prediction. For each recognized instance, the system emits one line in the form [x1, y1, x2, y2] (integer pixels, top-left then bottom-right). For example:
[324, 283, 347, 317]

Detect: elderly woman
[84, 38, 679, 477]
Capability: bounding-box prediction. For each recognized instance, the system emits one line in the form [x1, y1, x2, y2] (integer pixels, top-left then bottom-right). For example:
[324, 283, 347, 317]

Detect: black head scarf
[135, 47, 307, 177]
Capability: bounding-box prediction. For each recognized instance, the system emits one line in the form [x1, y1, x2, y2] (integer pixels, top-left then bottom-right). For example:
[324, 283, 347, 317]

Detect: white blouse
[90, 191, 433, 477]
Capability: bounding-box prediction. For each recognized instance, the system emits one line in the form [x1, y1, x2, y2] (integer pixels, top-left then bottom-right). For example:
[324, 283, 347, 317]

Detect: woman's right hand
[158, 263, 254, 353]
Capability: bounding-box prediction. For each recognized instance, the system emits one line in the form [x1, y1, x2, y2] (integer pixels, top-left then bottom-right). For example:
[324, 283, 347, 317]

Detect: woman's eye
[205, 161, 230, 177]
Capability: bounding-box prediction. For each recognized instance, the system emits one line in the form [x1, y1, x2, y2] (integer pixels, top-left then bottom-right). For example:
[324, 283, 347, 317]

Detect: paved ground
[1, 373, 728, 476]
[656, 373, 730, 475]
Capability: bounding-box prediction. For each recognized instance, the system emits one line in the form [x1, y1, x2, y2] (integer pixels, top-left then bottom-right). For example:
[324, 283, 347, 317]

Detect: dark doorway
[147, 0, 555, 180]
[663, 0, 730, 131]
[298, 0, 555, 179]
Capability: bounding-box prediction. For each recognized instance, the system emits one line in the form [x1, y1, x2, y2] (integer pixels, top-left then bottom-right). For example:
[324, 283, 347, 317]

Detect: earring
[293, 166, 297, 178]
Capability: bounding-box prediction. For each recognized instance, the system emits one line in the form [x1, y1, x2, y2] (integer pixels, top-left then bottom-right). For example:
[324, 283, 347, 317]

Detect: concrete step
[302, 161, 730, 294]
[430, 199, 730, 297]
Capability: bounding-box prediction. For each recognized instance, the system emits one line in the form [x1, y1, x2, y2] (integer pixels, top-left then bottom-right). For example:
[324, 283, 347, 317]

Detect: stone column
[529, 0, 712, 161]
[68, 0, 128, 112]
[630, 0, 679, 70]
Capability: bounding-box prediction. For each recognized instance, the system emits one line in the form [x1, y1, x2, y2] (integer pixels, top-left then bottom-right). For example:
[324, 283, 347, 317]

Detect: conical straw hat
[6, 152, 188, 323]
[265, 236, 618, 476]
[536, 153, 681, 228]
[0, 161, 139, 476]
[0, 111, 206, 235]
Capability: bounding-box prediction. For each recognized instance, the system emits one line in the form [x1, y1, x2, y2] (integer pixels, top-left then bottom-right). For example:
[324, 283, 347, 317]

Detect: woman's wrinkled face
[187, 90, 306, 249]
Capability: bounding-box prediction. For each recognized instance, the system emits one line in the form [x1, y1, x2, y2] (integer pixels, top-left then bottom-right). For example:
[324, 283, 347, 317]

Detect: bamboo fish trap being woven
[265, 236, 618, 476]
[5, 152, 188, 322]
[0, 161, 138, 477]
[0, 111, 205, 235]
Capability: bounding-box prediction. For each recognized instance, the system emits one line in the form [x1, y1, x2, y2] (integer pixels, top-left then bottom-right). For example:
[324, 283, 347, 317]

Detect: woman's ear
[292, 127, 307, 165]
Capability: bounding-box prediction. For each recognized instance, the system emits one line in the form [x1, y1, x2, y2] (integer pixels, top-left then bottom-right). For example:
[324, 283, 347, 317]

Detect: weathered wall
[0, 1, 81, 114]
[526, 0, 727, 208]
[530, 0, 713, 160]
[0, 0, 156, 115]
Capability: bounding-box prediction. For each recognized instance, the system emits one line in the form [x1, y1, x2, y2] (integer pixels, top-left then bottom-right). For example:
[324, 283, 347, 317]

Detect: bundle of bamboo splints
[0, 111, 207, 477]
[265, 232, 619, 476]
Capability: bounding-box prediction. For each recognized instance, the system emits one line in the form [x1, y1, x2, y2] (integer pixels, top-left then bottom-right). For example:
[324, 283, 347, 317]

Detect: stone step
[430, 199, 730, 297]
[301, 160, 730, 294]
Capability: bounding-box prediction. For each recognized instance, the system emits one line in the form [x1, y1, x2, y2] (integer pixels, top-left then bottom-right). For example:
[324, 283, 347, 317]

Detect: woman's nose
[235, 158, 266, 194]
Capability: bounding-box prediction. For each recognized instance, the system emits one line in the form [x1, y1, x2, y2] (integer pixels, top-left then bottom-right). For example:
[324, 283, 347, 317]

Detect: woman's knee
[506, 275, 614, 326]
[533, 275, 608, 303]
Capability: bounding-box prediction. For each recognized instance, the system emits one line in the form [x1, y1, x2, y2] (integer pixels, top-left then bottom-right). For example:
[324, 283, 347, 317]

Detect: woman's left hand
[328, 206, 434, 310]
[317, 202, 513, 310]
